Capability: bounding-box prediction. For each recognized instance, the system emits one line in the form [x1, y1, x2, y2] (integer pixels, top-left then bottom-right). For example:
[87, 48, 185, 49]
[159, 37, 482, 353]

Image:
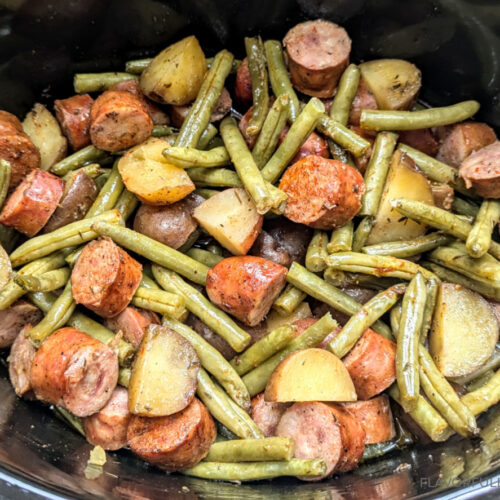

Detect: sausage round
[127, 397, 216, 471]
[71, 237, 143, 318]
[83, 386, 131, 450]
[8, 325, 36, 397]
[30, 327, 119, 417]
[54, 94, 94, 151]
[238, 106, 258, 149]
[0, 168, 65, 236]
[206, 256, 288, 326]
[89, 90, 153, 152]
[349, 78, 378, 126]
[283, 20, 351, 98]
[278, 127, 329, 164]
[399, 129, 438, 157]
[251, 392, 290, 437]
[279, 155, 365, 230]
[234, 58, 253, 107]
[0, 300, 42, 349]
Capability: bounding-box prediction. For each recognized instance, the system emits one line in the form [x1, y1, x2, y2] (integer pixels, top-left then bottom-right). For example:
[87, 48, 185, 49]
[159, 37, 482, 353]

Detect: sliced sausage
[71, 237, 142, 318]
[430, 182, 454, 210]
[342, 328, 397, 400]
[89, 90, 153, 152]
[30, 327, 119, 417]
[8, 325, 36, 397]
[0, 110, 23, 133]
[43, 171, 99, 233]
[105, 306, 159, 349]
[0, 299, 42, 349]
[349, 78, 378, 126]
[251, 392, 290, 437]
[341, 395, 396, 444]
[206, 256, 288, 326]
[279, 127, 329, 164]
[399, 129, 438, 157]
[279, 155, 365, 230]
[235, 58, 253, 107]
[127, 397, 216, 471]
[459, 141, 500, 198]
[133, 193, 203, 250]
[283, 20, 351, 98]
[293, 317, 319, 337]
[83, 386, 131, 450]
[238, 106, 258, 149]
[0, 168, 64, 236]
[437, 122, 497, 168]
[266, 218, 312, 265]
[249, 230, 292, 268]
[350, 126, 375, 174]
[54, 94, 94, 151]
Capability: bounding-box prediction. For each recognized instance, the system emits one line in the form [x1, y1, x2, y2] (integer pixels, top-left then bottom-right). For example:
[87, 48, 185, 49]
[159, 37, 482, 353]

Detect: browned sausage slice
[89, 90, 153, 152]
[127, 397, 216, 471]
[0, 169, 64, 236]
[283, 20, 351, 98]
[54, 94, 94, 151]
[8, 325, 36, 397]
[279, 155, 365, 230]
[341, 394, 396, 444]
[30, 327, 119, 417]
[206, 256, 288, 326]
[71, 237, 142, 318]
[83, 386, 131, 450]
[399, 129, 439, 157]
[349, 78, 378, 126]
[251, 392, 290, 437]
[234, 58, 253, 107]
[0, 300, 42, 349]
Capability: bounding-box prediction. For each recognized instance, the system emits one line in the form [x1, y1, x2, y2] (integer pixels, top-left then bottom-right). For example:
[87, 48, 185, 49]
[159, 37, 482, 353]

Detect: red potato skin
[30, 327, 119, 417]
[279, 155, 365, 229]
[251, 392, 290, 437]
[249, 230, 292, 268]
[399, 129, 439, 157]
[0, 300, 42, 349]
[8, 325, 36, 397]
[90, 90, 153, 152]
[83, 386, 131, 450]
[278, 127, 329, 164]
[127, 397, 216, 471]
[206, 256, 288, 327]
[0, 168, 64, 236]
[54, 94, 94, 151]
[349, 78, 378, 126]
[71, 237, 143, 318]
[235, 58, 253, 107]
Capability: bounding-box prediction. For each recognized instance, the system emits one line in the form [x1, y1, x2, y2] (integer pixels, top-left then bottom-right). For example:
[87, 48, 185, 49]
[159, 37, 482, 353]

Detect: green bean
[85, 160, 124, 218]
[252, 94, 290, 168]
[152, 265, 251, 352]
[305, 230, 329, 272]
[140, 273, 160, 290]
[261, 98, 325, 184]
[95, 171, 110, 189]
[54, 407, 85, 437]
[360, 132, 398, 216]
[0, 225, 19, 254]
[186, 248, 223, 268]
[452, 197, 479, 217]
[113, 189, 138, 221]
[118, 367, 131, 387]
[286, 262, 392, 338]
[132, 286, 186, 319]
[197, 124, 219, 150]
[272, 285, 306, 316]
[420, 278, 439, 344]
[264, 40, 300, 122]
[329, 285, 404, 357]
[62, 164, 106, 183]
[65, 247, 82, 268]
[352, 216, 374, 252]
[242, 313, 337, 396]
[152, 125, 175, 138]
[328, 140, 354, 165]
[194, 188, 220, 199]
[462, 368, 500, 416]
[14, 267, 70, 292]
[453, 350, 500, 386]
[361, 100, 480, 131]
[323, 267, 346, 287]
[176, 228, 201, 254]
[0, 160, 11, 209]
[396, 272, 426, 412]
[362, 233, 451, 258]
[163, 146, 230, 168]
[73, 72, 138, 93]
[330, 64, 360, 126]
[466, 200, 500, 258]
[466, 370, 494, 392]
[188, 167, 242, 188]
[51, 145, 109, 176]
[126, 56, 240, 75]
[91, 222, 208, 285]
[328, 222, 354, 254]
[176, 50, 233, 148]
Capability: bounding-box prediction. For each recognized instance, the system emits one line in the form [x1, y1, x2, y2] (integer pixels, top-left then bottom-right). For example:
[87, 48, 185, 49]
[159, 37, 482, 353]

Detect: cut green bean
[125, 57, 240, 75]
[462, 368, 500, 416]
[85, 160, 124, 218]
[54, 407, 85, 437]
[177, 229, 201, 254]
[466, 200, 500, 258]
[186, 248, 223, 268]
[330, 64, 360, 126]
[305, 230, 329, 272]
[420, 277, 439, 344]
[132, 286, 186, 319]
[452, 197, 479, 217]
[361, 233, 451, 258]
[14, 267, 70, 292]
[188, 167, 242, 188]
[197, 124, 219, 150]
[272, 284, 306, 316]
[118, 368, 131, 387]
[62, 163, 106, 183]
[113, 189, 138, 221]
[194, 188, 220, 199]
[453, 350, 500, 385]
[73, 72, 138, 93]
[328, 222, 354, 254]
[0, 160, 11, 209]
[323, 267, 346, 287]
[51, 145, 109, 176]
[163, 146, 231, 168]
[352, 216, 374, 252]
[151, 124, 174, 137]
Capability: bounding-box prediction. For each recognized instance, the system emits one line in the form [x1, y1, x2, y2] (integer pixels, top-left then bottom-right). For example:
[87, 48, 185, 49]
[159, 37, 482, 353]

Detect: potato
[359, 59, 421, 110]
[367, 150, 434, 245]
[129, 324, 200, 416]
[140, 36, 206, 106]
[22, 103, 67, 170]
[266, 302, 312, 332]
[265, 348, 357, 403]
[193, 188, 263, 255]
[430, 283, 499, 378]
[118, 137, 195, 205]
[0, 243, 11, 289]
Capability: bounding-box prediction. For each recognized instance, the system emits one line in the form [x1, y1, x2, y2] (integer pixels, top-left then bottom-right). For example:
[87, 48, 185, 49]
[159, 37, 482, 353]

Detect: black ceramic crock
[0, 0, 500, 498]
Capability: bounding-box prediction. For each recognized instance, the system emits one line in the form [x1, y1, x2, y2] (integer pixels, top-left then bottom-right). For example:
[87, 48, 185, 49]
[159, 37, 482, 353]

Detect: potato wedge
[140, 36, 207, 106]
[128, 324, 200, 416]
[359, 59, 421, 110]
[22, 103, 67, 170]
[118, 137, 195, 205]
[430, 282, 499, 378]
[367, 150, 434, 244]
[266, 302, 312, 332]
[193, 188, 263, 255]
[265, 348, 357, 403]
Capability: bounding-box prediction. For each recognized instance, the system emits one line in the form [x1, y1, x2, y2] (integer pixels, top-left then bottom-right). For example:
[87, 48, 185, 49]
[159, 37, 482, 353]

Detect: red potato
[278, 127, 329, 164]
[265, 218, 312, 265]
[249, 230, 292, 268]
[206, 256, 288, 326]
[54, 94, 94, 151]
[251, 392, 290, 437]
[89, 90, 153, 152]
[279, 155, 365, 230]
[71, 237, 142, 318]
[349, 78, 378, 126]
[430, 182, 454, 210]
[399, 129, 439, 157]
[283, 20, 351, 98]
[235, 58, 253, 107]
[83, 386, 131, 450]
[0, 300, 42, 349]
[341, 395, 396, 444]
[0, 168, 64, 236]
[30, 327, 119, 417]
[127, 397, 216, 471]
[8, 325, 36, 397]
